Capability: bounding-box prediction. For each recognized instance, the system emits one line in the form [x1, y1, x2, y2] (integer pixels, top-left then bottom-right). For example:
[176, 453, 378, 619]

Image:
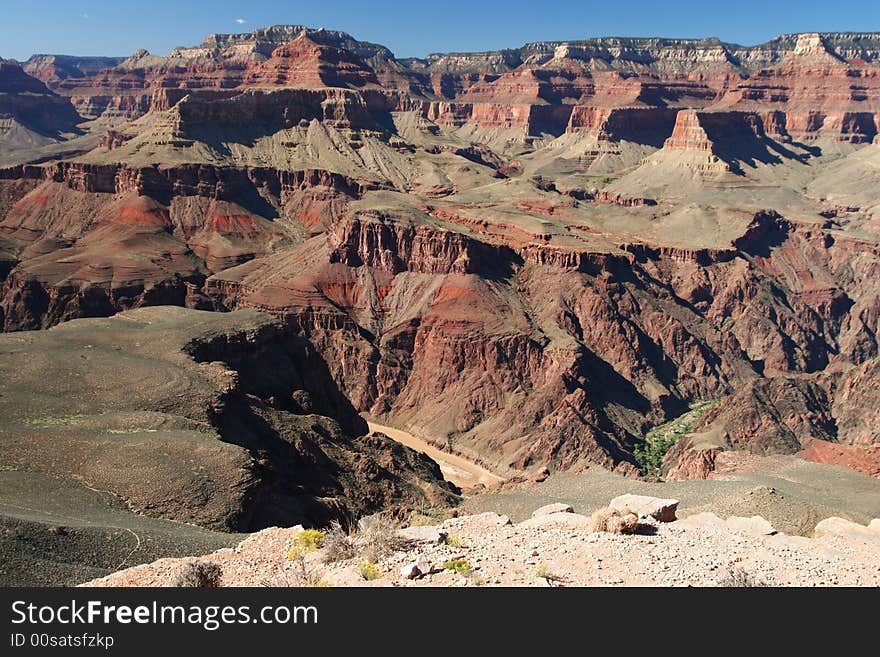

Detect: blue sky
[2, 0, 879, 61]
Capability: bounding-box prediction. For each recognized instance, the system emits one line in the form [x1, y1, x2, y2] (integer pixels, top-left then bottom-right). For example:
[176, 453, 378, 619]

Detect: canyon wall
[3, 25, 880, 481]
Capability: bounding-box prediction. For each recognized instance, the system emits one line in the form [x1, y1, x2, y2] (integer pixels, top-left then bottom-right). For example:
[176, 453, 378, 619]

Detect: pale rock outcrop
[532, 503, 575, 517]
[398, 526, 448, 544]
[813, 517, 880, 541]
[518, 512, 593, 530]
[609, 494, 679, 522]
[470, 512, 513, 526]
[726, 516, 778, 536]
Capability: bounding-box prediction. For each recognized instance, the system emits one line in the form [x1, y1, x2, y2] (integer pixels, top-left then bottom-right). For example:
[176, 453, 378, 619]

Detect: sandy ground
[0, 470, 241, 586]
[366, 419, 504, 488]
[83, 509, 880, 588]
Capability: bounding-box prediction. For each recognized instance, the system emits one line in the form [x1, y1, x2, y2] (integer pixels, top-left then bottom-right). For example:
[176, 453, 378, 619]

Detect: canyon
[2, 26, 880, 584]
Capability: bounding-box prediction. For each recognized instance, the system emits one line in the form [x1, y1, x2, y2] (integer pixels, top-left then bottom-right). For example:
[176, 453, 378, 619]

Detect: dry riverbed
[365, 419, 504, 488]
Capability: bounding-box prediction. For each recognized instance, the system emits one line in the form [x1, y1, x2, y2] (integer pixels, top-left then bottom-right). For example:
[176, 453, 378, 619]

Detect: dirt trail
[366, 419, 504, 488]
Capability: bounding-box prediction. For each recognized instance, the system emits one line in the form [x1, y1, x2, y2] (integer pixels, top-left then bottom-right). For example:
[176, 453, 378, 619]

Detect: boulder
[397, 525, 447, 544]
[814, 517, 880, 540]
[726, 515, 777, 536]
[532, 503, 574, 517]
[400, 562, 422, 579]
[608, 494, 679, 522]
[416, 555, 433, 574]
[679, 512, 777, 536]
[676, 512, 726, 530]
[469, 512, 513, 526]
[529, 467, 551, 483]
[518, 512, 593, 530]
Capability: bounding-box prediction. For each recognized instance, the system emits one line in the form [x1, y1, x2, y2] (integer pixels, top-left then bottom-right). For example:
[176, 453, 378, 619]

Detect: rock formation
[0, 307, 458, 531]
[3, 25, 880, 485]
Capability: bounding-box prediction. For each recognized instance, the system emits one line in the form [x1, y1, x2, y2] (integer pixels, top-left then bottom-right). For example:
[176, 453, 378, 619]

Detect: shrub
[590, 507, 639, 534]
[320, 515, 406, 565]
[305, 573, 332, 588]
[444, 534, 465, 548]
[534, 563, 561, 582]
[171, 561, 222, 588]
[355, 515, 405, 563]
[443, 559, 473, 576]
[633, 435, 677, 479]
[718, 567, 770, 587]
[358, 561, 381, 581]
[322, 521, 357, 563]
[287, 529, 325, 560]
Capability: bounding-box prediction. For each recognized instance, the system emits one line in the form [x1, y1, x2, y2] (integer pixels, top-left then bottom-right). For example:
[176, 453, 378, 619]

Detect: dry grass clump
[718, 567, 770, 587]
[322, 514, 405, 564]
[356, 514, 406, 562]
[303, 573, 331, 587]
[323, 521, 358, 562]
[590, 507, 640, 534]
[443, 559, 473, 576]
[535, 563, 561, 581]
[171, 561, 223, 588]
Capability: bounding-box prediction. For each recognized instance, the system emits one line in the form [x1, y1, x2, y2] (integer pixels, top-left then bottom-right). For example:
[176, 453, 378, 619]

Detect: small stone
[676, 512, 726, 529]
[400, 562, 422, 579]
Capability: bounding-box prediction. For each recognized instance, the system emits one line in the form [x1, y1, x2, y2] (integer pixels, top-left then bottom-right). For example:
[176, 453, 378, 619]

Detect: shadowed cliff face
[199, 208, 880, 476]
[3, 26, 880, 480]
[0, 59, 85, 143]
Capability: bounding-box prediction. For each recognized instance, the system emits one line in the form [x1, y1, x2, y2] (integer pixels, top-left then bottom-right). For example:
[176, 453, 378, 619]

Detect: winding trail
[365, 419, 504, 488]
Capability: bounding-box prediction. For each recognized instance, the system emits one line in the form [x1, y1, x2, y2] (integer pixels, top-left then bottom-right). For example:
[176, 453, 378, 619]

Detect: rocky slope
[83, 505, 880, 587]
[2, 25, 880, 484]
[0, 306, 457, 533]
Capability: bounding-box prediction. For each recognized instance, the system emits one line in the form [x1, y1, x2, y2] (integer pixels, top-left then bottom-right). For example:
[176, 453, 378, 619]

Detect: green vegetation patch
[287, 529, 325, 560]
[634, 400, 721, 479]
[358, 561, 381, 581]
[443, 559, 473, 576]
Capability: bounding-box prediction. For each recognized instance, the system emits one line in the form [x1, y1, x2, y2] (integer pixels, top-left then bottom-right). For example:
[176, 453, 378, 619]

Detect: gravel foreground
[83, 509, 880, 588]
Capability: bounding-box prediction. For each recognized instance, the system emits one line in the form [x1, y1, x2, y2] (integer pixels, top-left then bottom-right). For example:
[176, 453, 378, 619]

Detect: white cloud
[235, 18, 246, 24]
[82, 12, 89, 19]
